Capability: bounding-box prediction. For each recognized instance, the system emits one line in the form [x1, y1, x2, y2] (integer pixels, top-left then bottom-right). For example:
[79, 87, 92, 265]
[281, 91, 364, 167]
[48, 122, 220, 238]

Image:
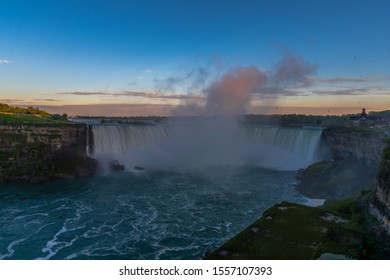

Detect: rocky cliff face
[370, 144, 390, 235]
[296, 127, 388, 200]
[323, 127, 387, 168]
[0, 124, 97, 183]
[0, 124, 86, 150]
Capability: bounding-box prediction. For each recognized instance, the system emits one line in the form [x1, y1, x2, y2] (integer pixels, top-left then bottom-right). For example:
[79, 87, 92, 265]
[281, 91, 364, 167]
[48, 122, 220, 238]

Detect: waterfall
[86, 125, 92, 157]
[245, 126, 323, 163]
[89, 123, 325, 171]
[91, 124, 169, 157]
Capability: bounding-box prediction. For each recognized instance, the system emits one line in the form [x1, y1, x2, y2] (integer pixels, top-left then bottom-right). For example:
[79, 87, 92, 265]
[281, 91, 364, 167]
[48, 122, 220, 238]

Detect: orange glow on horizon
[31, 103, 387, 117]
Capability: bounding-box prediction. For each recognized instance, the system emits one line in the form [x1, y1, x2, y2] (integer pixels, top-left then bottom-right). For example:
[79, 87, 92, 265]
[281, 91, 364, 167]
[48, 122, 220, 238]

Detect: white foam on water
[0, 238, 27, 259]
[38, 203, 92, 259]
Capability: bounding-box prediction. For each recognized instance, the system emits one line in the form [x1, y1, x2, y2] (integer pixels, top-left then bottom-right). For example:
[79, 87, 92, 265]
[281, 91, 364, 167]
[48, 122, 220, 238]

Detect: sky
[1, 0, 390, 116]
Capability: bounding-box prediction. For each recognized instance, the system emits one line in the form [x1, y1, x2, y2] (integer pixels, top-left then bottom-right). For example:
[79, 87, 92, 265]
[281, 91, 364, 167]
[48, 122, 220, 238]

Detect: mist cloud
[272, 52, 317, 87]
[202, 51, 316, 115]
[204, 66, 267, 115]
[170, 51, 317, 116]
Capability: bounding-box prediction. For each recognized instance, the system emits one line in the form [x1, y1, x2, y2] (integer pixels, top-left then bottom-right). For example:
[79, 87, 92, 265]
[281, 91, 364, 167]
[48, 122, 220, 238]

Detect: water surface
[0, 166, 311, 259]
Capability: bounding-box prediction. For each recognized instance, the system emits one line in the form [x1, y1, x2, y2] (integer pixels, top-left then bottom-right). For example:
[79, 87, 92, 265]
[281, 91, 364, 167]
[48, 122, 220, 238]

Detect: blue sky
[1, 0, 390, 116]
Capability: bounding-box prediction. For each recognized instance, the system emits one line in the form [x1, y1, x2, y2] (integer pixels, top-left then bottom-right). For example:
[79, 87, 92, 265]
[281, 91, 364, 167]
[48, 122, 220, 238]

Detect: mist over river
[0, 123, 326, 259]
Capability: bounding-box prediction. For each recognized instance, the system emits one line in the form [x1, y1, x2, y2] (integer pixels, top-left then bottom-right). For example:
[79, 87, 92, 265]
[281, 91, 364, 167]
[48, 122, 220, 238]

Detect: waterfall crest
[245, 126, 323, 162]
[89, 123, 325, 171]
[91, 124, 169, 156]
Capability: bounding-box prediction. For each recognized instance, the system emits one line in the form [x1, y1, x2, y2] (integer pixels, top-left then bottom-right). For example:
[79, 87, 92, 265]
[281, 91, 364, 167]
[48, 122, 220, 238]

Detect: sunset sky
[1, 0, 390, 116]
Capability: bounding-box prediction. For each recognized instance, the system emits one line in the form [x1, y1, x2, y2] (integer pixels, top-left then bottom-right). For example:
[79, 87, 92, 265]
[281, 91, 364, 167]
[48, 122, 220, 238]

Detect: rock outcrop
[296, 127, 388, 200]
[322, 127, 387, 167]
[0, 124, 97, 183]
[370, 143, 390, 235]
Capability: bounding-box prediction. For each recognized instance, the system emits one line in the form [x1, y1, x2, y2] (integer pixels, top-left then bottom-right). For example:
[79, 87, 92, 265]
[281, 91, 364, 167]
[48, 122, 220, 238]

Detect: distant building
[348, 108, 386, 127]
[360, 108, 368, 119]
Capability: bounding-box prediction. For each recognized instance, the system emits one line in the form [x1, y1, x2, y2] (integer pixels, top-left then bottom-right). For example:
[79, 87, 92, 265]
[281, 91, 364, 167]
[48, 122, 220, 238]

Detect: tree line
[0, 103, 50, 117]
[0, 103, 68, 122]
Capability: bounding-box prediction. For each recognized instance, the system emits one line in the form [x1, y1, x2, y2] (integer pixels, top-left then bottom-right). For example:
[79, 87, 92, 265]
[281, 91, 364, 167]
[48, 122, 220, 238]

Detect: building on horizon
[348, 108, 388, 127]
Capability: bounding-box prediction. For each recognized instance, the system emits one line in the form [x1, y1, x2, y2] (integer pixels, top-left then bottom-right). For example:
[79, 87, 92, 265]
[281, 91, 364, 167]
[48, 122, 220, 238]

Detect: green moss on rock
[205, 200, 367, 260]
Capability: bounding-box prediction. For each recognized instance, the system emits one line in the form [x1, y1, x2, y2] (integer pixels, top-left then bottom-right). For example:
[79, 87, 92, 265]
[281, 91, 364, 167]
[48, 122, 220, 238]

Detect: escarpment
[370, 143, 390, 234]
[0, 124, 97, 183]
[322, 126, 387, 168]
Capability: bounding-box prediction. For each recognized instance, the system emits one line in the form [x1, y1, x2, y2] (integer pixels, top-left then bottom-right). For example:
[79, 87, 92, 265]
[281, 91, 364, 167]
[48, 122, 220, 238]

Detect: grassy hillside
[0, 103, 68, 124]
[1, 113, 48, 123]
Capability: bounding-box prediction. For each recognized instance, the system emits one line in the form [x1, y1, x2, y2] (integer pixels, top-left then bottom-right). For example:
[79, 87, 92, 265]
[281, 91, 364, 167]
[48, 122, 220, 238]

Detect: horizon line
[27, 104, 382, 117]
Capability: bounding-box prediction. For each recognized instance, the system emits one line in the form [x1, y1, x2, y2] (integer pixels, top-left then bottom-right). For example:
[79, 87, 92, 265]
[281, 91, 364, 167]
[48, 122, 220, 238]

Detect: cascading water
[91, 124, 169, 156]
[245, 126, 323, 164]
[90, 121, 325, 171]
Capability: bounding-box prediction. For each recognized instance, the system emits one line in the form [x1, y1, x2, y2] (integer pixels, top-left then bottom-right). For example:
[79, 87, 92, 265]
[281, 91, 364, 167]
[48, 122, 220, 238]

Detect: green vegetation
[0, 113, 50, 124]
[205, 192, 384, 260]
[0, 103, 50, 116]
[0, 103, 68, 124]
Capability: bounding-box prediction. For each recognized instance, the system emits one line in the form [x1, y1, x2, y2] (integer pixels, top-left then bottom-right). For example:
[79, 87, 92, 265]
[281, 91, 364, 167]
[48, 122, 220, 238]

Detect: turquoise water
[0, 166, 311, 260]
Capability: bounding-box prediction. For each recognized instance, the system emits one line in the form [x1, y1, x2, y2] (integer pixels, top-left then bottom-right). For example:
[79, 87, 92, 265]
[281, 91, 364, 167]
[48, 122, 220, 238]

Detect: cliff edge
[296, 127, 388, 200]
[370, 142, 390, 235]
[0, 124, 97, 183]
[322, 126, 387, 167]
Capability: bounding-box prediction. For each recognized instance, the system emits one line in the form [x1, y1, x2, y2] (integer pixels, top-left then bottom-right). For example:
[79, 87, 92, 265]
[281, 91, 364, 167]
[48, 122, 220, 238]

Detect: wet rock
[28, 175, 51, 183]
[110, 160, 125, 172]
[55, 174, 76, 180]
